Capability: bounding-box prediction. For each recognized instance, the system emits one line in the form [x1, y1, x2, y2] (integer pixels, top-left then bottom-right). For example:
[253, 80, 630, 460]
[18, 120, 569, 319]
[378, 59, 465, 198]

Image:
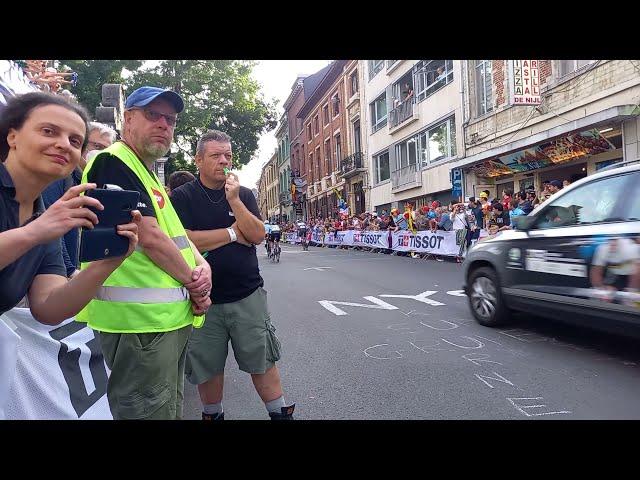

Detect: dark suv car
[463, 160, 640, 337]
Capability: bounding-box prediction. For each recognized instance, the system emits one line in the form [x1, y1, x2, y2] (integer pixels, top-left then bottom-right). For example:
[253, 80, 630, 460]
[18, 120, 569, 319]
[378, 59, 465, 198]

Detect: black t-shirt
[171, 179, 264, 304]
[493, 211, 511, 227]
[85, 152, 157, 218]
[0, 162, 65, 315]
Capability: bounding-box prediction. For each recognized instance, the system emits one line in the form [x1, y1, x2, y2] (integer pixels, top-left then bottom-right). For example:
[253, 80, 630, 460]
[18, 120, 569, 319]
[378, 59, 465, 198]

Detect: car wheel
[467, 267, 510, 327]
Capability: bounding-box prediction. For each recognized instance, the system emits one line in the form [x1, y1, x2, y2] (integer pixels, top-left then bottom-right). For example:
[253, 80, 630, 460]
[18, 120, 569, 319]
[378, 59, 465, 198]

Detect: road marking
[303, 266, 332, 271]
[447, 290, 467, 297]
[318, 297, 398, 316]
[380, 290, 445, 306]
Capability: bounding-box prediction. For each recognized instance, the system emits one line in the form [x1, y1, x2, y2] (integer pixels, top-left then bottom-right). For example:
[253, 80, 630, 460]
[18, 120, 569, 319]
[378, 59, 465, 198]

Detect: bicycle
[272, 241, 281, 263]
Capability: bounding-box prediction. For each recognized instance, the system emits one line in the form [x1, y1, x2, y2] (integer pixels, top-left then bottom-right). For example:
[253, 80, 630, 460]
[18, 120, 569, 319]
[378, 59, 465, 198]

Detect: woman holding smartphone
[0, 92, 140, 325]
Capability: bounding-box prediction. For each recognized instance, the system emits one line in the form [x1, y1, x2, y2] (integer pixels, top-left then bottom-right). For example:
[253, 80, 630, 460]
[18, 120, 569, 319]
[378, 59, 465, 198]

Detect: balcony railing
[315, 180, 322, 194]
[389, 99, 416, 130]
[340, 152, 364, 178]
[391, 163, 422, 192]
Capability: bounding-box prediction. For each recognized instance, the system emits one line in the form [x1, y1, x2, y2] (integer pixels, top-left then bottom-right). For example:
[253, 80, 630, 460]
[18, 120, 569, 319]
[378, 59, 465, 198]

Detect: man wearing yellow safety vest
[77, 86, 212, 420]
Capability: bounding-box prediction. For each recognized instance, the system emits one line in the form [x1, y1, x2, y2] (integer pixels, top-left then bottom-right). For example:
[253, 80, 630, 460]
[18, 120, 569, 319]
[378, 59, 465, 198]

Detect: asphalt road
[183, 242, 640, 420]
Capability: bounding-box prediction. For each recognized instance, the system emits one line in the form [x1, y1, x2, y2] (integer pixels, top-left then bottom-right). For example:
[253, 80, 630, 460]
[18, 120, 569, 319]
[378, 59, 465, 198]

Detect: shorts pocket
[135, 331, 167, 351]
[264, 318, 282, 363]
[118, 382, 171, 419]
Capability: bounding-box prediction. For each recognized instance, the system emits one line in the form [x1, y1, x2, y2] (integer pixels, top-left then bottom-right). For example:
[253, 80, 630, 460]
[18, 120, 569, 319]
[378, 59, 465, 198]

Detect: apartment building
[362, 60, 464, 214]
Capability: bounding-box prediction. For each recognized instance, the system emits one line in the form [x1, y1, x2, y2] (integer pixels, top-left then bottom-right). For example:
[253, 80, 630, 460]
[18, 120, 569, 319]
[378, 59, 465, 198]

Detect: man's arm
[186, 223, 251, 253]
[138, 216, 194, 285]
[227, 180, 265, 244]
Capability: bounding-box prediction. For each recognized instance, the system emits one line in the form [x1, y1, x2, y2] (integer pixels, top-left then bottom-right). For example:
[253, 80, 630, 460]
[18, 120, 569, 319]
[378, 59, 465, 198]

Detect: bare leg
[251, 366, 283, 403]
[197, 373, 225, 405]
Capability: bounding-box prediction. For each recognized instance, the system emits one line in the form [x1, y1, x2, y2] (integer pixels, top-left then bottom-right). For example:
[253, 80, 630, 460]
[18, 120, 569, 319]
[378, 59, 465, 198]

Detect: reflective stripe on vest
[135, 235, 190, 252]
[96, 286, 189, 303]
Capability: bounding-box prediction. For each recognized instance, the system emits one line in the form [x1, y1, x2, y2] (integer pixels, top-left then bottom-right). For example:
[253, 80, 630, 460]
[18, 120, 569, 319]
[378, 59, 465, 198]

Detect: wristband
[227, 227, 237, 242]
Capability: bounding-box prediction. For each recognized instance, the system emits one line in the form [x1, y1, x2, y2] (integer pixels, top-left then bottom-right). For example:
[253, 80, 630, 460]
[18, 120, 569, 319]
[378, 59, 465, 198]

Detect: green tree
[126, 60, 278, 170]
[56, 60, 143, 114]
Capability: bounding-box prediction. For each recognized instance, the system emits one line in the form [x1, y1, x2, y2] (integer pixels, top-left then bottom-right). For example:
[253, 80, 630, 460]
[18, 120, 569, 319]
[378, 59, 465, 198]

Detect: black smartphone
[78, 188, 140, 262]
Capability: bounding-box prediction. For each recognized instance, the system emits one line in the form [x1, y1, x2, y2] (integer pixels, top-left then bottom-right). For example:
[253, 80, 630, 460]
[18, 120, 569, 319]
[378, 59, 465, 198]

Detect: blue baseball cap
[125, 86, 184, 113]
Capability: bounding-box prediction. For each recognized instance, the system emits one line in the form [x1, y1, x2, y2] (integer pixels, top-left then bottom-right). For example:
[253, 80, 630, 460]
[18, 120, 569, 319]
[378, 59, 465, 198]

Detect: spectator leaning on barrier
[78, 86, 212, 420]
[517, 191, 533, 215]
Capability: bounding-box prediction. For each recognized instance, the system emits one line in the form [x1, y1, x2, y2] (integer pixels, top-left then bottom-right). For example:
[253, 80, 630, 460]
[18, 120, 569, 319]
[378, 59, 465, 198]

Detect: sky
[237, 60, 331, 190]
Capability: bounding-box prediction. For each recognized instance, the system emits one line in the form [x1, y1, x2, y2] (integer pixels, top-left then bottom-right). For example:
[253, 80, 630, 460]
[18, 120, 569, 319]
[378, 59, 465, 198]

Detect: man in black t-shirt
[171, 130, 295, 421]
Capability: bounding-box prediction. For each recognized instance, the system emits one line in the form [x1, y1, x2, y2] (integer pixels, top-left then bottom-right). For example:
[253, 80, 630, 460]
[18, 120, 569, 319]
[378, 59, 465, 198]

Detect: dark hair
[517, 191, 527, 201]
[469, 196, 476, 203]
[0, 91, 90, 162]
[492, 203, 504, 212]
[482, 189, 490, 196]
[503, 188, 513, 197]
[168, 170, 196, 192]
[196, 130, 232, 156]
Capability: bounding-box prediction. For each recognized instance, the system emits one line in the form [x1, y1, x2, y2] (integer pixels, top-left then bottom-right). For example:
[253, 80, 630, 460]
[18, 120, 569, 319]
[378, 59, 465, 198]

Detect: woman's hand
[26, 183, 103, 243]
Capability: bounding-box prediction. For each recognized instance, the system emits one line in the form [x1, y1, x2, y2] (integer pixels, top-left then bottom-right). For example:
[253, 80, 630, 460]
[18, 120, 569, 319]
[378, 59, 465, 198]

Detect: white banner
[351, 230, 391, 249]
[0, 61, 37, 106]
[0, 308, 112, 420]
[310, 231, 324, 245]
[323, 230, 354, 246]
[281, 228, 488, 256]
[391, 230, 459, 255]
[284, 232, 300, 244]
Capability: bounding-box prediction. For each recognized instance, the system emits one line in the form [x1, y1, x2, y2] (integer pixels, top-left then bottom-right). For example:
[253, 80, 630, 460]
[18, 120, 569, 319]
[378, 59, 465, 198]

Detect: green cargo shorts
[98, 324, 192, 420]
[185, 286, 282, 384]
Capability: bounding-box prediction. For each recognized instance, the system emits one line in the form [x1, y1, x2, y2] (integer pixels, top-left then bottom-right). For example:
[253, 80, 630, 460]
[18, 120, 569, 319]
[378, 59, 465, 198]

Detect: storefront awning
[450, 105, 638, 172]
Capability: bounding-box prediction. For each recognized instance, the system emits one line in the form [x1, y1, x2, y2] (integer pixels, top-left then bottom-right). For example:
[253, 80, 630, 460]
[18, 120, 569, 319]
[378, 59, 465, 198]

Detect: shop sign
[510, 60, 541, 105]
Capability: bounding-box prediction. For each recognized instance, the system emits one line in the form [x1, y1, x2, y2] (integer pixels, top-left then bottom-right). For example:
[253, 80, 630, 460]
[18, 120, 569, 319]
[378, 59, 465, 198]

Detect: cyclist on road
[297, 220, 308, 249]
[264, 220, 272, 253]
[268, 222, 281, 258]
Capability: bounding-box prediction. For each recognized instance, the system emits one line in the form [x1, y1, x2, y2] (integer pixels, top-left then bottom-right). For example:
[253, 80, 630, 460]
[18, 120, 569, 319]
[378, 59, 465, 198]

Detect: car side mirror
[513, 215, 536, 232]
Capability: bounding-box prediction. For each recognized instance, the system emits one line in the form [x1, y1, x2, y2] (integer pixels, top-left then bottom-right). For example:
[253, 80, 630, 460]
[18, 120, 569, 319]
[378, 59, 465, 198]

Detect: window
[324, 138, 331, 173]
[315, 146, 321, 177]
[386, 60, 399, 69]
[374, 151, 390, 184]
[323, 105, 329, 125]
[335, 133, 341, 165]
[370, 93, 387, 132]
[534, 174, 630, 229]
[417, 117, 456, 167]
[313, 115, 319, 135]
[332, 93, 340, 117]
[413, 60, 453, 102]
[309, 153, 313, 181]
[475, 60, 493, 116]
[395, 138, 418, 170]
[349, 71, 359, 96]
[306, 123, 312, 141]
[559, 60, 593, 77]
[368, 60, 384, 80]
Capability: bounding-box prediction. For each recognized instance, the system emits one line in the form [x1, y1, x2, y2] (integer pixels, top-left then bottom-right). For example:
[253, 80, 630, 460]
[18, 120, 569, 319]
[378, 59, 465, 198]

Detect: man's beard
[143, 141, 170, 160]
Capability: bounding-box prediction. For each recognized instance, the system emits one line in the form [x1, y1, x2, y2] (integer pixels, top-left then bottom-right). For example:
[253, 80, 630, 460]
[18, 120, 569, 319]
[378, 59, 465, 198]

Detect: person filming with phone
[78, 86, 212, 420]
[0, 92, 140, 324]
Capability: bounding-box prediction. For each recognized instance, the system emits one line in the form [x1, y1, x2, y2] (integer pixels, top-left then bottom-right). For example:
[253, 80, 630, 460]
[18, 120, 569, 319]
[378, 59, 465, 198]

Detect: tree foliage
[57, 60, 143, 114]
[126, 60, 278, 169]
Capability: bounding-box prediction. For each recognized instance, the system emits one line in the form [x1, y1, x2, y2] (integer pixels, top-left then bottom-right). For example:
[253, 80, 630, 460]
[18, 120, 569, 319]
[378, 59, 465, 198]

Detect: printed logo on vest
[152, 188, 165, 209]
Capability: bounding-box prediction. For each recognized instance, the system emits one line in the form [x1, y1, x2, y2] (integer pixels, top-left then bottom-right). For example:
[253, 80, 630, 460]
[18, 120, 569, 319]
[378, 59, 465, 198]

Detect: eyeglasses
[87, 141, 110, 151]
[129, 108, 178, 127]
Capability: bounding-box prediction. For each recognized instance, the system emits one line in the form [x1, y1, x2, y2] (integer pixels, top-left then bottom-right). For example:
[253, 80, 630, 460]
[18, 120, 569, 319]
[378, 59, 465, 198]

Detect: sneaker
[269, 404, 295, 420]
[202, 411, 225, 420]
